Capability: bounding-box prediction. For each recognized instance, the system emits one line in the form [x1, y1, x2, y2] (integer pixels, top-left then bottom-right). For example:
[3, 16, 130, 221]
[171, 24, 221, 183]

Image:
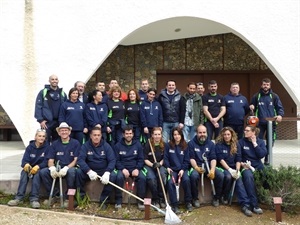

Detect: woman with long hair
[216, 126, 253, 216]
[164, 127, 192, 213]
[143, 127, 167, 208]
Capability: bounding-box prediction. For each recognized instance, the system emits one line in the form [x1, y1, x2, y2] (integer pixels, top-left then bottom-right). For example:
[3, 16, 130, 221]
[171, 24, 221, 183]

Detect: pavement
[0, 138, 299, 194]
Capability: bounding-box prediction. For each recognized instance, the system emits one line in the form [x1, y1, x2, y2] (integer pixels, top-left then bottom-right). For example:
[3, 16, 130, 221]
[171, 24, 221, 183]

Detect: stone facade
[86, 33, 267, 92]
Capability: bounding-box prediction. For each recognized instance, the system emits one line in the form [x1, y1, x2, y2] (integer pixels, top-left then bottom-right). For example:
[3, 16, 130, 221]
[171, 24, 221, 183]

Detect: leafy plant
[254, 165, 300, 214]
[75, 188, 90, 209]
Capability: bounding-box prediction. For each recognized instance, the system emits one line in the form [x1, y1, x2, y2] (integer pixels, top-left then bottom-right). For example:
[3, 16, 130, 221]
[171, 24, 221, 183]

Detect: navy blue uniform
[40, 138, 80, 196]
[14, 141, 49, 202]
[114, 138, 146, 205]
[164, 142, 192, 207]
[124, 101, 141, 140]
[76, 139, 117, 203]
[188, 136, 224, 201]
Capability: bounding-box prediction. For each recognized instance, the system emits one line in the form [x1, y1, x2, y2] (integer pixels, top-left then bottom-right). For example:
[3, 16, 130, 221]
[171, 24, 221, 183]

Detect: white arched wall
[0, 0, 299, 145]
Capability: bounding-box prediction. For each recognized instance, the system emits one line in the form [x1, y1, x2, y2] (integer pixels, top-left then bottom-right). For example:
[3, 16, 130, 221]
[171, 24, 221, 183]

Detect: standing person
[238, 125, 267, 214]
[95, 81, 108, 104]
[182, 82, 204, 142]
[140, 88, 163, 141]
[108, 79, 127, 101]
[249, 78, 284, 165]
[34, 74, 67, 143]
[202, 80, 226, 140]
[138, 78, 150, 101]
[76, 127, 117, 209]
[223, 82, 249, 139]
[196, 82, 205, 96]
[40, 122, 80, 206]
[74, 81, 89, 104]
[124, 89, 141, 140]
[107, 86, 125, 146]
[7, 129, 49, 209]
[215, 127, 253, 216]
[85, 90, 108, 141]
[143, 127, 167, 208]
[158, 80, 185, 143]
[114, 126, 146, 210]
[188, 125, 224, 208]
[59, 87, 88, 144]
[164, 127, 192, 213]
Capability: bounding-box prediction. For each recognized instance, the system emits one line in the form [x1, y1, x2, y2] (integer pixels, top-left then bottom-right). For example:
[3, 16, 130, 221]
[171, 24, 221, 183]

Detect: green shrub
[75, 188, 90, 209]
[254, 165, 300, 214]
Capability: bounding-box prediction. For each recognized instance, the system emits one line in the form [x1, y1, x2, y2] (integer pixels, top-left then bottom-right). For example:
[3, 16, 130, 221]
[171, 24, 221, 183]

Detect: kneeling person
[76, 127, 117, 209]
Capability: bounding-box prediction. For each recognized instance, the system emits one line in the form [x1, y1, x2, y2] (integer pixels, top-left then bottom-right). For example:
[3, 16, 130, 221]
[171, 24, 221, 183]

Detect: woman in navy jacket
[164, 127, 192, 213]
[59, 87, 88, 144]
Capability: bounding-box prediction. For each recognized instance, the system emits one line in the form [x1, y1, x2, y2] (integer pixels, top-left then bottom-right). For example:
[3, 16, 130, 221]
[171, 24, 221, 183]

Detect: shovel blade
[164, 204, 181, 224]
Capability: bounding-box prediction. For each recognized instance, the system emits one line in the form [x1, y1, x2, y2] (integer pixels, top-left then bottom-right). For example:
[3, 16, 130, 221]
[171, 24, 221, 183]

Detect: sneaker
[43, 197, 58, 206]
[253, 207, 263, 214]
[171, 206, 180, 214]
[30, 201, 40, 209]
[192, 199, 200, 208]
[212, 198, 219, 207]
[114, 204, 122, 209]
[138, 203, 145, 211]
[242, 205, 253, 217]
[159, 199, 166, 208]
[153, 201, 160, 208]
[186, 202, 193, 212]
[221, 197, 228, 205]
[8, 199, 23, 206]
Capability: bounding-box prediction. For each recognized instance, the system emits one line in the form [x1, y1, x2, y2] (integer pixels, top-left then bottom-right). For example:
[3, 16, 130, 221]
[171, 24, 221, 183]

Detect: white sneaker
[30, 201, 40, 209]
[8, 199, 22, 206]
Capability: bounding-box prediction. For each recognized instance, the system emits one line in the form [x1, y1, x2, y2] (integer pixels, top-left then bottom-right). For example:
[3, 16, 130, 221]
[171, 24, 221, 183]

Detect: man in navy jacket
[114, 126, 146, 210]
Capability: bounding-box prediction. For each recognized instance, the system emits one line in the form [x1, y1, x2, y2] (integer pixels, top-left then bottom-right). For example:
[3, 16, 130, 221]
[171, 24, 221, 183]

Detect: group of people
[8, 75, 284, 217]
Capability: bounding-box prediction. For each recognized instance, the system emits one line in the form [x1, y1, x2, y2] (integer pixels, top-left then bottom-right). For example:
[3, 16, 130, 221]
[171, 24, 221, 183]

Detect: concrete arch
[0, 0, 299, 145]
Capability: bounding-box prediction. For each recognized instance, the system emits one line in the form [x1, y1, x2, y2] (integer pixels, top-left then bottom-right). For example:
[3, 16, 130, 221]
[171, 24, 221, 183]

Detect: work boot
[221, 197, 228, 205]
[43, 196, 58, 206]
[242, 205, 253, 217]
[192, 199, 200, 208]
[8, 199, 23, 206]
[253, 207, 263, 214]
[30, 201, 40, 209]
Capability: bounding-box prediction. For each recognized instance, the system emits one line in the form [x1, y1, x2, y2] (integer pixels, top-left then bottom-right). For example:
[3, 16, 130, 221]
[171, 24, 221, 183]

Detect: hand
[233, 171, 241, 180]
[87, 170, 98, 181]
[207, 170, 215, 180]
[228, 168, 237, 178]
[59, 166, 69, 177]
[275, 115, 282, 122]
[40, 120, 48, 129]
[30, 165, 40, 175]
[23, 163, 32, 173]
[143, 127, 149, 134]
[49, 166, 59, 179]
[195, 166, 205, 174]
[249, 105, 255, 111]
[132, 169, 139, 177]
[122, 169, 130, 178]
[101, 172, 110, 185]
[152, 162, 161, 169]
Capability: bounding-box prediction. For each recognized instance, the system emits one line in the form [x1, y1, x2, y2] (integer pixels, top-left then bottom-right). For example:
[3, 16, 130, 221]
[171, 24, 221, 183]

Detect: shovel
[148, 139, 182, 224]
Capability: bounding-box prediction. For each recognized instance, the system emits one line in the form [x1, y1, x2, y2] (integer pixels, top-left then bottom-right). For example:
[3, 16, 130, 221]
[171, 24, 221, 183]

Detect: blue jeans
[162, 122, 179, 143]
[115, 169, 147, 204]
[76, 168, 117, 203]
[15, 170, 41, 202]
[166, 170, 192, 207]
[183, 125, 196, 142]
[40, 167, 76, 198]
[144, 165, 167, 201]
[204, 120, 223, 140]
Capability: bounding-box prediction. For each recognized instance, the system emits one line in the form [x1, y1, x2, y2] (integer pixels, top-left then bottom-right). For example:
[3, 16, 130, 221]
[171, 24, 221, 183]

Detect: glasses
[36, 128, 46, 133]
[197, 82, 203, 86]
[244, 129, 251, 132]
